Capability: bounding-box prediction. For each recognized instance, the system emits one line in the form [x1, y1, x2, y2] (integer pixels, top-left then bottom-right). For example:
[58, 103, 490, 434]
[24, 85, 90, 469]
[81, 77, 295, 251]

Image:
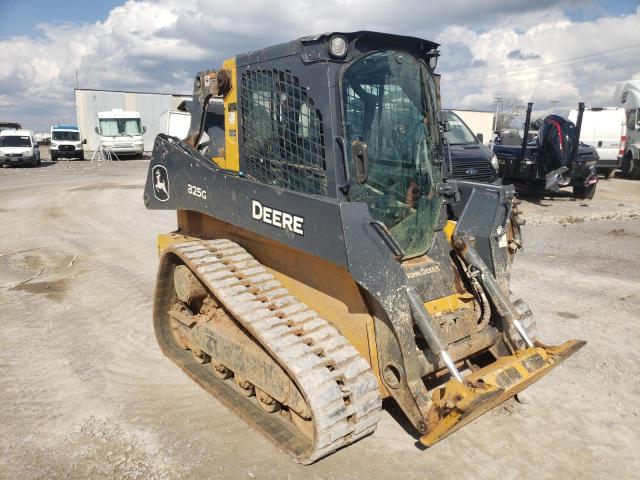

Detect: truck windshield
[442, 111, 478, 145]
[99, 118, 142, 136]
[52, 131, 80, 141]
[0, 136, 31, 147]
[343, 50, 442, 257]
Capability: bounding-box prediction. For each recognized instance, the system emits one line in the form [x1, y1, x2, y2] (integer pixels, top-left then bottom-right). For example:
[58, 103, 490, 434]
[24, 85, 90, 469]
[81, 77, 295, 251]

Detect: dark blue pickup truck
[442, 110, 499, 183]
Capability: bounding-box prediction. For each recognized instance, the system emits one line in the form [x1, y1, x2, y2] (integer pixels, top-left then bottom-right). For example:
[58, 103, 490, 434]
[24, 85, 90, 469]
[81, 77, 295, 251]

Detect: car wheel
[51, 152, 57, 161]
[573, 183, 596, 200]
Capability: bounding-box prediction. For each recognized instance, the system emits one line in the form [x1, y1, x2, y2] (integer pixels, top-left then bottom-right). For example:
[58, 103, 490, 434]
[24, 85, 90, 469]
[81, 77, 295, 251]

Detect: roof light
[427, 48, 439, 70]
[329, 36, 348, 58]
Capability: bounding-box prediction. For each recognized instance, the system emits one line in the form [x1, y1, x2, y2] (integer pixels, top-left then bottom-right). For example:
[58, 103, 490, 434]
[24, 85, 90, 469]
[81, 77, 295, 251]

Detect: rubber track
[169, 239, 382, 463]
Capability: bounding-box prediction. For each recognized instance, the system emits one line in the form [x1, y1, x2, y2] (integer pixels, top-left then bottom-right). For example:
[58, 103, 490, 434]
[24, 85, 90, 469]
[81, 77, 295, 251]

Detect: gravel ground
[1, 160, 639, 479]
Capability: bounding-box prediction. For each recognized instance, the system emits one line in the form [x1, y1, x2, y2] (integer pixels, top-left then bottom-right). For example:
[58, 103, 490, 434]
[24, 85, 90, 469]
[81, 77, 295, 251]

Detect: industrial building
[74, 88, 191, 152]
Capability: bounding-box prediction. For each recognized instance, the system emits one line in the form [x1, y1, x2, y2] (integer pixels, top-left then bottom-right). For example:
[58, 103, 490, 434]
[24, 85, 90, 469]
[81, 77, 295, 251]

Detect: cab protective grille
[239, 69, 327, 196]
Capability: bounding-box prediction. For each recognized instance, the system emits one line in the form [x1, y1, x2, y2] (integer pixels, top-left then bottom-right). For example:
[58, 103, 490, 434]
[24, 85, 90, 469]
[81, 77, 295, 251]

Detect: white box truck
[568, 107, 625, 178]
[95, 109, 146, 159]
[614, 81, 640, 179]
[159, 110, 191, 139]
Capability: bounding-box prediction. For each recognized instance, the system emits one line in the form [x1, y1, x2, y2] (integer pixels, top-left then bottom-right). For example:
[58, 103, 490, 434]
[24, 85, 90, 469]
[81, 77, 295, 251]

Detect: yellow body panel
[443, 220, 456, 243]
[424, 292, 475, 316]
[218, 57, 239, 171]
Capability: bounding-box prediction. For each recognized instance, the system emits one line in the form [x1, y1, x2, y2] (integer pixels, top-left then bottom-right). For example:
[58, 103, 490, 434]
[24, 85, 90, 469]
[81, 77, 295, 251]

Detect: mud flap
[420, 339, 586, 447]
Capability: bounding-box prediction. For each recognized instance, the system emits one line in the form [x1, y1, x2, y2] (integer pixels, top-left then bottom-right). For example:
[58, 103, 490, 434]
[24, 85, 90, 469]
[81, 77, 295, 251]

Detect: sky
[0, 0, 639, 132]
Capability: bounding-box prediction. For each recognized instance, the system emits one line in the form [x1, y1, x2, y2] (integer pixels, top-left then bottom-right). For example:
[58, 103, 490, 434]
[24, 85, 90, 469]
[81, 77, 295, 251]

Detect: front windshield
[99, 118, 142, 137]
[0, 135, 31, 147]
[442, 111, 478, 145]
[343, 50, 442, 257]
[52, 131, 80, 141]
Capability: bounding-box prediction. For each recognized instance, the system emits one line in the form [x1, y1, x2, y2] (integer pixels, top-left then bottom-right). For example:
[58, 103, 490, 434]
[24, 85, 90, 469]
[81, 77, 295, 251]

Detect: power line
[443, 43, 640, 85]
[444, 54, 640, 92]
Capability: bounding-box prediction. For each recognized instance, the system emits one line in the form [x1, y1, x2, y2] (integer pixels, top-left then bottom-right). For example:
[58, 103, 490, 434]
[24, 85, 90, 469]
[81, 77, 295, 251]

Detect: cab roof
[236, 30, 439, 67]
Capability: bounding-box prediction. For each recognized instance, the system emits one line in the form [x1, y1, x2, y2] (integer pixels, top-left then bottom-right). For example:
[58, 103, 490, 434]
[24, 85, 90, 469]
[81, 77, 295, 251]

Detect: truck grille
[450, 159, 495, 183]
[60, 145, 74, 151]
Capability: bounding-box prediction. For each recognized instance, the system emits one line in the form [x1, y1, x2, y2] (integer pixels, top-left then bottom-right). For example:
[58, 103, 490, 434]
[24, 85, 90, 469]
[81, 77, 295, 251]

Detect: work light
[329, 36, 348, 58]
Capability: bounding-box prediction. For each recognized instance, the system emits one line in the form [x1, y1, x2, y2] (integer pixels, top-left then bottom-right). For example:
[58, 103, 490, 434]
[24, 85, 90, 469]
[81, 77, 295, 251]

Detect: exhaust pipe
[515, 102, 533, 175]
[569, 102, 585, 167]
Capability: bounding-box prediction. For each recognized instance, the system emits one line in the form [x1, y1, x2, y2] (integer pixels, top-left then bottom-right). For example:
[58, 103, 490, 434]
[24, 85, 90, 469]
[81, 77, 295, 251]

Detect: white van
[50, 124, 84, 160]
[0, 129, 40, 167]
[95, 109, 146, 158]
[568, 107, 625, 178]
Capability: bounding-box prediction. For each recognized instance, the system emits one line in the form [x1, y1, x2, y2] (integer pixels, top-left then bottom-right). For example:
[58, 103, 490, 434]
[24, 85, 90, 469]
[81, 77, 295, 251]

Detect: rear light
[619, 135, 626, 156]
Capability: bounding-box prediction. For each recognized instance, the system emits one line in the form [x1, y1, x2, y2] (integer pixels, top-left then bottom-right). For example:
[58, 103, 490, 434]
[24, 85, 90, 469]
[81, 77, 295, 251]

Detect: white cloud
[0, 0, 638, 131]
[438, 7, 640, 120]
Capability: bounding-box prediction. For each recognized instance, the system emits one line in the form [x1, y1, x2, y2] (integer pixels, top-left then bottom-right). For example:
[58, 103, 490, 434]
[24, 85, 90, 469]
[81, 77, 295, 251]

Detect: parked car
[442, 110, 499, 183]
[0, 129, 41, 167]
[568, 107, 625, 178]
[50, 125, 85, 160]
[493, 103, 598, 199]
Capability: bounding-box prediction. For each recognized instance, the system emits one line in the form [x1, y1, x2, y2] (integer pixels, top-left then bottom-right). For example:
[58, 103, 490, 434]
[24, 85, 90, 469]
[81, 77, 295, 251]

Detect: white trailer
[568, 107, 625, 178]
[614, 81, 640, 179]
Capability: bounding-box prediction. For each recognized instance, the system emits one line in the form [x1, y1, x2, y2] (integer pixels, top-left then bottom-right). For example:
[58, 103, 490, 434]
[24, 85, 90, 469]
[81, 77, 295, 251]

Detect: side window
[239, 69, 327, 196]
[627, 109, 637, 129]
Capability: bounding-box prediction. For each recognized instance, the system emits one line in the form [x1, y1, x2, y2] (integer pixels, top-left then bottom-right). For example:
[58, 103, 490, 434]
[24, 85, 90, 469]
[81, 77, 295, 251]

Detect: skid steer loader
[144, 31, 584, 464]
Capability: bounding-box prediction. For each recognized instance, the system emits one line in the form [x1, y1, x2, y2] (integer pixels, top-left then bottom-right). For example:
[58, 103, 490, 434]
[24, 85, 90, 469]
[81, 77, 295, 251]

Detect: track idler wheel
[174, 265, 208, 304]
[256, 388, 280, 413]
[235, 376, 255, 397]
[191, 347, 210, 364]
[211, 360, 233, 379]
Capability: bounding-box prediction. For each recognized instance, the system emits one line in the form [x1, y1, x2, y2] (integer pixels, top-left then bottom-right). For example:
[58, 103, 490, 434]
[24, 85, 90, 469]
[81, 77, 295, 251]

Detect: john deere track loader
[144, 31, 584, 463]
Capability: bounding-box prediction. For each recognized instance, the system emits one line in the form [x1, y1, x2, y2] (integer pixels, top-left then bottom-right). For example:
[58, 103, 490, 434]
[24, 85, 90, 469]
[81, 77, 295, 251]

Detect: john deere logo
[152, 165, 170, 202]
[465, 167, 478, 175]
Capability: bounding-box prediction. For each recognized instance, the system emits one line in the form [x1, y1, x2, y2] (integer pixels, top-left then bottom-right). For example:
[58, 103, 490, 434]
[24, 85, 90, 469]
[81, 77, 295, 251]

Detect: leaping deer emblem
[154, 168, 168, 197]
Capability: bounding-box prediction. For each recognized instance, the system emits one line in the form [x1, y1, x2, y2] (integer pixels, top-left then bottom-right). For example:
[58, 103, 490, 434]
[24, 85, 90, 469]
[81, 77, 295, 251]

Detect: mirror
[142, 126, 147, 134]
[441, 120, 450, 132]
[476, 133, 484, 143]
[351, 140, 369, 184]
[95, 126, 100, 135]
[83, 139, 87, 144]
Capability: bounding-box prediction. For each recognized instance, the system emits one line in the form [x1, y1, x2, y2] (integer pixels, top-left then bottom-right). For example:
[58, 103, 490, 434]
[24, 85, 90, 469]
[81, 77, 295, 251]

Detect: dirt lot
[1, 160, 639, 480]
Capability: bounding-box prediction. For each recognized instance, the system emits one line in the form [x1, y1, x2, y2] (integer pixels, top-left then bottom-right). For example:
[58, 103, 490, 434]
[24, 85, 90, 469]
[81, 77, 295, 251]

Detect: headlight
[50, 141, 58, 147]
[328, 36, 348, 58]
[490, 154, 500, 171]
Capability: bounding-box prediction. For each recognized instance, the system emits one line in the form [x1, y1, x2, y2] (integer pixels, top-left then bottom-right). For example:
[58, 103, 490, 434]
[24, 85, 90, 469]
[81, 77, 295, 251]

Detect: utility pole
[75, 70, 79, 89]
[492, 96, 502, 132]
